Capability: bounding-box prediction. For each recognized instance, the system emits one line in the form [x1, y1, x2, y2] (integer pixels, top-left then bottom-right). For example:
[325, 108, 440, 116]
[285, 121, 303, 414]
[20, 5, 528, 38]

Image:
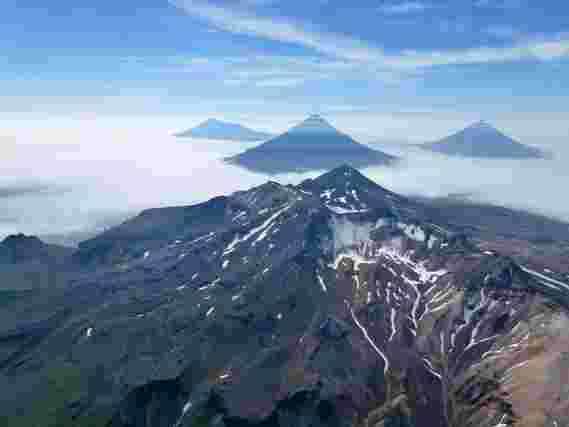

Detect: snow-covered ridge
[327, 205, 370, 214]
[319, 185, 371, 215]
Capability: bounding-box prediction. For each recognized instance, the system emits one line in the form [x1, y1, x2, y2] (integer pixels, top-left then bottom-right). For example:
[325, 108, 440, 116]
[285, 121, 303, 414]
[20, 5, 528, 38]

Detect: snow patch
[326, 205, 370, 214]
[232, 211, 247, 222]
[388, 308, 397, 342]
[397, 222, 426, 242]
[348, 301, 390, 374]
[224, 204, 291, 253]
[199, 278, 220, 291]
[317, 273, 328, 292]
[427, 235, 438, 249]
[188, 232, 216, 246]
[320, 188, 335, 199]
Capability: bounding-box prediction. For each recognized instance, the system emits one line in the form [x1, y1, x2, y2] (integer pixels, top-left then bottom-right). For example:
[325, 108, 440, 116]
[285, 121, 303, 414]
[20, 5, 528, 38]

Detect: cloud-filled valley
[1, 117, 568, 244]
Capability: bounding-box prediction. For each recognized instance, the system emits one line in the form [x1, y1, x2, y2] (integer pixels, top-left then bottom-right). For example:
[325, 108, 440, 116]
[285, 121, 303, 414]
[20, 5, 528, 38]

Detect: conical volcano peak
[468, 120, 496, 131]
[225, 115, 398, 173]
[175, 118, 273, 141]
[312, 164, 383, 191]
[296, 165, 401, 215]
[319, 164, 366, 179]
[422, 120, 545, 159]
[289, 114, 339, 134]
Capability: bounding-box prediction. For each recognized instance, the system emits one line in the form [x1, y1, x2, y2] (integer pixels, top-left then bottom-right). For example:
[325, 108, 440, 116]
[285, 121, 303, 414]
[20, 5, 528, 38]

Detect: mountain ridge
[0, 233, 73, 266]
[2, 166, 569, 427]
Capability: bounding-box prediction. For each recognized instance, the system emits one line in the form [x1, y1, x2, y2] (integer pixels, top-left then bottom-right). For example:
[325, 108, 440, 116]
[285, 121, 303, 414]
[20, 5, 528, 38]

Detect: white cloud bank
[1, 116, 569, 242]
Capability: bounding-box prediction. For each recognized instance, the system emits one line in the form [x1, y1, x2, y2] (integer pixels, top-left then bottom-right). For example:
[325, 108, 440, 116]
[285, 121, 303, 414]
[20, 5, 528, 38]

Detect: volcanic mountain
[3, 166, 569, 427]
[226, 115, 398, 173]
[420, 121, 546, 159]
[174, 119, 273, 142]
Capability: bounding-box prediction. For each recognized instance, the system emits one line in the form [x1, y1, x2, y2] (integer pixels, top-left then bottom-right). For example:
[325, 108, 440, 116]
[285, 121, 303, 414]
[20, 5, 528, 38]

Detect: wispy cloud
[170, 0, 569, 72]
[378, 2, 432, 14]
[169, 0, 380, 62]
[483, 25, 520, 40]
[474, 0, 523, 9]
[153, 54, 404, 87]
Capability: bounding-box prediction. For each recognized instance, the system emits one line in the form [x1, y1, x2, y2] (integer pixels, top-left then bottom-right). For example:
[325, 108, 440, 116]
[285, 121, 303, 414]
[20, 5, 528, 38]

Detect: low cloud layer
[1, 117, 568, 243]
[364, 144, 569, 221]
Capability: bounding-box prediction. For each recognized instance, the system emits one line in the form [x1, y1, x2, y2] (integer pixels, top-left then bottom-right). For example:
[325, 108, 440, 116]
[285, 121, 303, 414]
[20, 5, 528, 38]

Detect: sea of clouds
[1, 116, 568, 245]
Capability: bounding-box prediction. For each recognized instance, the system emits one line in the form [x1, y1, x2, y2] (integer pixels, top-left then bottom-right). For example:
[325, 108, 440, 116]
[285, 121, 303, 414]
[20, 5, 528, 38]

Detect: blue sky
[1, 0, 568, 139]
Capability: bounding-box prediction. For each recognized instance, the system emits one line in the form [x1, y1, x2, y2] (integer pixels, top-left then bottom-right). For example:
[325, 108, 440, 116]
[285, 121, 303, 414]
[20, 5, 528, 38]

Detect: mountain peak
[289, 114, 339, 134]
[422, 120, 545, 159]
[175, 119, 272, 142]
[313, 164, 381, 189]
[225, 116, 397, 174]
[323, 163, 363, 178]
[467, 120, 496, 132]
[2, 233, 43, 247]
[296, 165, 400, 215]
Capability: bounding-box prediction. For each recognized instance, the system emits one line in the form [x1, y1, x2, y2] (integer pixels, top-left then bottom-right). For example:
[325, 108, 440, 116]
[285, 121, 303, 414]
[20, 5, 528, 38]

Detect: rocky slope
[1, 166, 568, 427]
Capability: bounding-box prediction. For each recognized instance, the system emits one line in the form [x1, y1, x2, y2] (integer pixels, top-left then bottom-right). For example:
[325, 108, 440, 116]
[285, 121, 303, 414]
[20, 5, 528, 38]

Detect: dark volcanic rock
[318, 317, 350, 340]
[108, 378, 188, 427]
[3, 166, 569, 427]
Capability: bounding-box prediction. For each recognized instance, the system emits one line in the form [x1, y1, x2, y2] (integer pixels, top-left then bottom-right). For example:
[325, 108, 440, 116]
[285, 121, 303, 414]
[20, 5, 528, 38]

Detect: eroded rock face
[100, 170, 569, 427]
[2, 166, 569, 427]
